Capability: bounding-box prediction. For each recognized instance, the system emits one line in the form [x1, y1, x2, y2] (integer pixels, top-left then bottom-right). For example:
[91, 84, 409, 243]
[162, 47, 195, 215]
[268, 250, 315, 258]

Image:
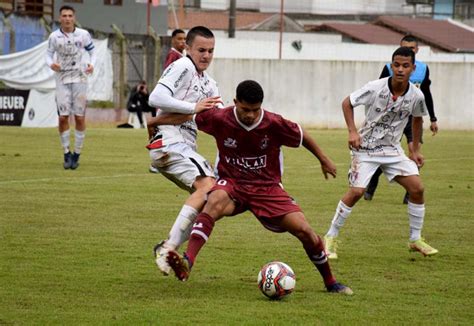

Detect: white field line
[0, 157, 472, 185]
[0, 173, 150, 185]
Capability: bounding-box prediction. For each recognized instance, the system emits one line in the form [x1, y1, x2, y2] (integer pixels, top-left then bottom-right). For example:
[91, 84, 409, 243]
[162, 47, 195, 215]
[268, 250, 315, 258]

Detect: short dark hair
[59, 5, 75, 14]
[392, 46, 415, 64]
[172, 29, 185, 38]
[236, 80, 264, 104]
[401, 34, 418, 45]
[186, 26, 214, 45]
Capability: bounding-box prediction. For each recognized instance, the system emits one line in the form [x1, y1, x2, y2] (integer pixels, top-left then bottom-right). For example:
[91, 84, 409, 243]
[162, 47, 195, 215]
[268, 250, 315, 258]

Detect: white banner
[0, 38, 113, 101]
[21, 89, 57, 128]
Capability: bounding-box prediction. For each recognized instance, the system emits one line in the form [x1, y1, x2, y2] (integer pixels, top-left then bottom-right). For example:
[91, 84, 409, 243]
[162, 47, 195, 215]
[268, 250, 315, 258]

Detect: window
[104, 0, 123, 5]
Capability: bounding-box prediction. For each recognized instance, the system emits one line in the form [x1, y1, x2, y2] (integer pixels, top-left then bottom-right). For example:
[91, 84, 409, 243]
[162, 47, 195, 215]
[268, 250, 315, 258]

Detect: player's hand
[50, 63, 61, 72]
[85, 64, 94, 74]
[430, 121, 438, 136]
[348, 130, 361, 150]
[320, 158, 337, 179]
[195, 96, 223, 113]
[409, 151, 425, 168]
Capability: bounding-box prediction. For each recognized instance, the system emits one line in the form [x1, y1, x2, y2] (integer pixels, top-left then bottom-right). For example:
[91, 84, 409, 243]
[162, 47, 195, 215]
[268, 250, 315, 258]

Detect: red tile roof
[168, 9, 273, 30]
[375, 16, 474, 53]
[319, 22, 405, 45]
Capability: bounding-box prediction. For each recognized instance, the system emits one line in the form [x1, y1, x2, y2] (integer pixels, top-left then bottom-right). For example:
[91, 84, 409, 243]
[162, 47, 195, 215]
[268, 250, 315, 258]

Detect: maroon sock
[185, 212, 215, 266]
[305, 235, 336, 287]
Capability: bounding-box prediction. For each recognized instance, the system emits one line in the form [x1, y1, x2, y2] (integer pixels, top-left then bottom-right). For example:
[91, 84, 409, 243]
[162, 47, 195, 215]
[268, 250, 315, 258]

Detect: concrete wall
[54, 0, 168, 35]
[207, 58, 473, 130]
[205, 34, 473, 130]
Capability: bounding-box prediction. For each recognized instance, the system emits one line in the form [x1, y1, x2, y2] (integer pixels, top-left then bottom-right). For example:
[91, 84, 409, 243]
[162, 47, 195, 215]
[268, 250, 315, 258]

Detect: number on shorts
[217, 179, 227, 186]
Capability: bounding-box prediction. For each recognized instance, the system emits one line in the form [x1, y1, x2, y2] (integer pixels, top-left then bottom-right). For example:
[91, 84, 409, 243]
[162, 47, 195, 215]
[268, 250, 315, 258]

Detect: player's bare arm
[342, 96, 361, 150]
[147, 113, 192, 139]
[410, 116, 424, 167]
[430, 121, 438, 136]
[302, 129, 337, 179]
[50, 63, 61, 72]
[85, 64, 94, 74]
[195, 96, 223, 112]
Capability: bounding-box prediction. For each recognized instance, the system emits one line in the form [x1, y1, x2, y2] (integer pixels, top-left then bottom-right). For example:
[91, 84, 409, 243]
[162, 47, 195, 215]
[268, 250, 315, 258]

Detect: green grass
[0, 127, 473, 325]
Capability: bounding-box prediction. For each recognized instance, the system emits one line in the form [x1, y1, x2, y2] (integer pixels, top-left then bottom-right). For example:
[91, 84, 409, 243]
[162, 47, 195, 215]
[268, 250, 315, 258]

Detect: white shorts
[56, 82, 88, 116]
[348, 153, 419, 188]
[149, 142, 215, 192]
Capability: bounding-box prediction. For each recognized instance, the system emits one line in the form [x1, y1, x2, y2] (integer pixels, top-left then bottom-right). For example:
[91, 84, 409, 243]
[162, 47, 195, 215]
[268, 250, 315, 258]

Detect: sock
[408, 201, 425, 241]
[306, 235, 336, 287]
[74, 130, 85, 154]
[166, 205, 199, 250]
[326, 200, 352, 238]
[185, 212, 215, 266]
[60, 129, 70, 153]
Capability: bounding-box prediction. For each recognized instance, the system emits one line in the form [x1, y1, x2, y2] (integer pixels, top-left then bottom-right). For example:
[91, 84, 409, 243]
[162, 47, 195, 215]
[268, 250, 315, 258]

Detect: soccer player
[324, 47, 438, 259]
[159, 80, 352, 295]
[46, 5, 96, 170]
[364, 35, 439, 203]
[147, 26, 222, 276]
[148, 29, 187, 174]
[164, 29, 186, 69]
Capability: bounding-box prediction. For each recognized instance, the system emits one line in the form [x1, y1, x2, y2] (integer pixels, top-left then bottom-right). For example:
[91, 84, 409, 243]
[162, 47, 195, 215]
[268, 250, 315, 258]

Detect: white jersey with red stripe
[46, 27, 95, 84]
[349, 77, 427, 157]
[148, 56, 219, 151]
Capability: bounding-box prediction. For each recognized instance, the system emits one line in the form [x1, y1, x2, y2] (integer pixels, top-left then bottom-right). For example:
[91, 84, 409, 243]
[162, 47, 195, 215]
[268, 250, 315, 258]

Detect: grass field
[0, 126, 473, 325]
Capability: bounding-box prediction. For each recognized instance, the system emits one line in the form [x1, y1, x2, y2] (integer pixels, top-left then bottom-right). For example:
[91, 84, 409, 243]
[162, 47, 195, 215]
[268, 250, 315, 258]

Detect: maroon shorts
[210, 178, 302, 232]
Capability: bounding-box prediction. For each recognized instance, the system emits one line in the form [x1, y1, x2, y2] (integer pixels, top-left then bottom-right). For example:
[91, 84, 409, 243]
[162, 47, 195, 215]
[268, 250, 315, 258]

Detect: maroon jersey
[163, 48, 183, 69]
[194, 106, 303, 184]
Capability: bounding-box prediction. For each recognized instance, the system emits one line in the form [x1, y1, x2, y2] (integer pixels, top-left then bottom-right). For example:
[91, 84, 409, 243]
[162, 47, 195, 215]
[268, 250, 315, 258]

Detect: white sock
[74, 130, 85, 154]
[166, 205, 199, 250]
[60, 130, 70, 153]
[326, 200, 352, 238]
[408, 201, 425, 241]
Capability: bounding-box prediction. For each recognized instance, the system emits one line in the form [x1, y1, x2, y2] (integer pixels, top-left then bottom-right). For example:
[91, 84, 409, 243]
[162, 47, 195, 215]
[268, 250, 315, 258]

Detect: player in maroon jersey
[163, 29, 186, 69]
[152, 80, 353, 294]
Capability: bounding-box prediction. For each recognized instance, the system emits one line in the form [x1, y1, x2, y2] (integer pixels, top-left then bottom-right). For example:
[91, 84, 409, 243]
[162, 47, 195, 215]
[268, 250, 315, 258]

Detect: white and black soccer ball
[257, 261, 296, 300]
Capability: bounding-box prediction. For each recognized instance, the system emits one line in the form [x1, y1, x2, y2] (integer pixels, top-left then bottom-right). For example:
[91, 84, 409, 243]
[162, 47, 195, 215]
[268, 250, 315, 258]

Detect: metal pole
[229, 0, 236, 38]
[279, 0, 284, 59]
[148, 26, 162, 83]
[111, 24, 127, 118]
[2, 17, 15, 54]
[170, 0, 179, 29]
[147, 0, 151, 35]
[179, 0, 185, 28]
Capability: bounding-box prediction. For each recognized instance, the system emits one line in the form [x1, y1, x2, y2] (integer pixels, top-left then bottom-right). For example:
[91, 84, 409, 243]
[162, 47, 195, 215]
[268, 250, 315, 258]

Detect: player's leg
[136, 106, 144, 128]
[56, 83, 73, 169]
[151, 147, 215, 275]
[70, 83, 88, 169]
[167, 186, 236, 281]
[161, 175, 215, 251]
[364, 167, 383, 200]
[324, 157, 378, 259]
[394, 174, 438, 256]
[279, 212, 352, 295]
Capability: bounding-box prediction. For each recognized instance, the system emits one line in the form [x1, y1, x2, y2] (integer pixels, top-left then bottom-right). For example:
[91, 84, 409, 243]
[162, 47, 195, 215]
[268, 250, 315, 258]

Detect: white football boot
[153, 240, 171, 275]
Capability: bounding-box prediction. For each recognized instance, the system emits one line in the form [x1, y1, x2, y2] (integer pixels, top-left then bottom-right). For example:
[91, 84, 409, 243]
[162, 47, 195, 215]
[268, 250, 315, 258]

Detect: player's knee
[203, 191, 229, 215]
[193, 176, 215, 192]
[348, 187, 365, 201]
[408, 183, 424, 197]
[293, 224, 315, 244]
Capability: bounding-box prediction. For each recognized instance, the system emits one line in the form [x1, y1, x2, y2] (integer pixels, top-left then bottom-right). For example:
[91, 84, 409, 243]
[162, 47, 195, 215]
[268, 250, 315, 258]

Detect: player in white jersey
[324, 47, 438, 259]
[146, 26, 222, 275]
[46, 5, 96, 170]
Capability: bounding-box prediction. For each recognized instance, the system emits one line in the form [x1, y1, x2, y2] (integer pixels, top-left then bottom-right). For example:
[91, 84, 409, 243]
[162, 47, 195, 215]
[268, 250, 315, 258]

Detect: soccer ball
[257, 261, 296, 300]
